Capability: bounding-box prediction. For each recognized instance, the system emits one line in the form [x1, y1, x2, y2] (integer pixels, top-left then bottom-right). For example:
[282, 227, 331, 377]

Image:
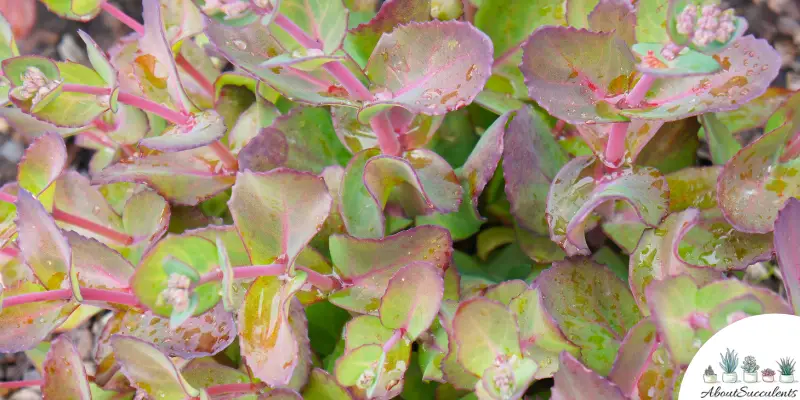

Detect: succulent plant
[743, 356, 759, 374]
[720, 349, 740, 374]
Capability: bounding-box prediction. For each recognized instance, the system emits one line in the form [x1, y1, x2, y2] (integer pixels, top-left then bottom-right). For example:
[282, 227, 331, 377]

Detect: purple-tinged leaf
[54, 171, 123, 241]
[483, 279, 527, 305]
[535, 258, 641, 375]
[622, 36, 781, 121]
[364, 149, 462, 217]
[380, 261, 443, 340]
[360, 21, 493, 121]
[141, 0, 192, 112]
[229, 169, 332, 265]
[139, 111, 226, 152]
[630, 210, 723, 313]
[520, 27, 634, 124]
[775, 198, 800, 315]
[340, 148, 384, 238]
[588, 0, 636, 47]
[228, 100, 281, 154]
[0, 281, 76, 352]
[66, 231, 134, 291]
[332, 106, 442, 154]
[204, 16, 358, 107]
[645, 275, 791, 366]
[111, 335, 201, 399]
[93, 152, 236, 206]
[328, 225, 451, 314]
[475, 0, 565, 58]
[238, 107, 351, 174]
[181, 359, 253, 394]
[42, 336, 91, 400]
[16, 189, 72, 291]
[0, 107, 81, 140]
[547, 157, 669, 255]
[121, 189, 171, 264]
[460, 111, 509, 217]
[504, 105, 569, 236]
[565, 0, 600, 29]
[302, 368, 353, 400]
[452, 297, 520, 376]
[239, 274, 307, 387]
[17, 132, 66, 196]
[576, 120, 664, 166]
[703, 87, 792, 137]
[345, 0, 431, 68]
[608, 319, 680, 399]
[552, 352, 627, 400]
[718, 123, 800, 233]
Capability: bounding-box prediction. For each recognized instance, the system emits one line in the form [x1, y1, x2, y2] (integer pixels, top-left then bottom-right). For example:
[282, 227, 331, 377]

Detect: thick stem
[204, 383, 260, 397]
[61, 84, 191, 126]
[1, 288, 140, 308]
[383, 329, 404, 353]
[626, 74, 657, 107]
[370, 112, 402, 156]
[209, 140, 239, 171]
[194, 264, 341, 291]
[322, 62, 372, 101]
[101, 1, 144, 35]
[175, 54, 216, 97]
[604, 122, 630, 166]
[52, 206, 135, 246]
[0, 380, 43, 389]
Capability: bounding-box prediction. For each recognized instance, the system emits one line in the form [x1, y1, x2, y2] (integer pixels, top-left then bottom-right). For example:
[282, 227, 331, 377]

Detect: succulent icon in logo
[719, 348, 739, 383]
[742, 356, 759, 383]
[703, 365, 718, 383]
[762, 368, 776, 383]
[778, 357, 796, 383]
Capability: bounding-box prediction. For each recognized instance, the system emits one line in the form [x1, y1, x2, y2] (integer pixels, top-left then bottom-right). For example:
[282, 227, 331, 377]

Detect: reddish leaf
[42, 336, 91, 400]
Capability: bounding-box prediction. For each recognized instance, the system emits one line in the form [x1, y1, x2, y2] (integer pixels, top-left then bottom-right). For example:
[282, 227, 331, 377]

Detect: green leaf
[229, 169, 332, 265]
[111, 335, 201, 399]
[475, 0, 565, 58]
[303, 368, 353, 400]
[42, 336, 91, 400]
[634, 0, 669, 44]
[535, 258, 641, 375]
[16, 189, 72, 291]
[704, 87, 791, 137]
[565, 0, 600, 28]
[636, 118, 701, 174]
[182, 359, 253, 398]
[700, 113, 741, 165]
[40, 0, 102, 21]
[306, 301, 351, 357]
[632, 43, 722, 76]
[17, 132, 66, 196]
[340, 148, 384, 238]
[380, 262, 444, 340]
[273, 0, 349, 54]
[552, 352, 627, 400]
[334, 344, 384, 387]
[0, 11, 18, 61]
[452, 297, 521, 376]
[77, 30, 116, 88]
[608, 319, 680, 398]
[139, 110, 226, 152]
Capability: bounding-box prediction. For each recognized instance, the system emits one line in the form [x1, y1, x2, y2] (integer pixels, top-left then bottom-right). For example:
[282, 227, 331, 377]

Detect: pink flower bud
[677, 4, 697, 35]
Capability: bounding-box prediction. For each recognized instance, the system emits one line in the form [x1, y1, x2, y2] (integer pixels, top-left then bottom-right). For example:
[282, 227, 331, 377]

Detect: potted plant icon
[778, 358, 796, 383]
[763, 368, 776, 383]
[704, 366, 718, 383]
[720, 348, 739, 383]
[743, 356, 759, 383]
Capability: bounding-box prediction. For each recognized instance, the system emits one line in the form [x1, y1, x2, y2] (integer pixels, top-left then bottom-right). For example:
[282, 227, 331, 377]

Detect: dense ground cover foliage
[0, 0, 797, 399]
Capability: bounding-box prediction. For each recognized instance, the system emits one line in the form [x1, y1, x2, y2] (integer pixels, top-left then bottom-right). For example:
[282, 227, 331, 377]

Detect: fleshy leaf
[646, 275, 791, 365]
[452, 297, 520, 376]
[460, 111, 509, 217]
[16, 189, 72, 291]
[111, 335, 201, 399]
[718, 117, 800, 233]
[344, 0, 431, 68]
[475, 0, 565, 58]
[17, 132, 67, 196]
[608, 319, 679, 399]
[633, 0, 669, 43]
[66, 231, 134, 291]
[329, 225, 451, 314]
[576, 120, 665, 166]
[622, 36, 780, 121]
[520, 27, 634, 124]
[181, 359, 254, 397]
[53, 171, 123, 243]
[360, 21, 493, 121]
[632, 43, 722, 76]
[534, 258, 641, 375]
[340, 148, 384, 238]
[139, 111, 226, 152]
[77, 30, 116, 88]
[239, 274, 307, 387]
[547, 157, 669, 255]
[273, 0, 348, 54]
[0, 281, 76, 352]
[699, 112, 741, 165]
[238, 107, 351, 174]
[701, 87, 791, 137]
[93, 152, 236, 206]
[775, 198, 800, 315]
[551, 352, 627, 400]
[303, 368, 353, 400]
[380, 261, 444, 340]
[141, 0, 192, 112]
[42, 336, 91, 400]
[229, 169, 332, 265]
[588, 0, 635, 47]
[261, 389, 304, 399]
[39, 0, 102, 21]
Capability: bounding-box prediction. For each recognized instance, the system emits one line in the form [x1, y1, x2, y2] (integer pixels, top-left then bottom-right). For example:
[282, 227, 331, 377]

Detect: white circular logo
[680, 314, 800, 399]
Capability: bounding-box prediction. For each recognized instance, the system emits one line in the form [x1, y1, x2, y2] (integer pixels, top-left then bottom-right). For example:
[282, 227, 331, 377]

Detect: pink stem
[370, 112, 402, 156]
[176, 53, 216, 97]
[322, 62, 372, 101]
[194, 264, 341, 291]
[209, 140, 239, 171]
[781, 132, 800, 162]
[273, 14, 320, 49]
[383, 329, 404, 353]
[61, 84, 191, 126]
[2, 288, 140, 308]
[605, 122, 630, 166]
[0, 380, 43, 389]
[0, 191, 15, 203]
[52, 206, 135, 246]
[204, 383, 260, 397]
[0, 246, 19, 258]
[101, 1, 144, 35]
[297, 266, 341, 292]
[626, 74, 657, 107]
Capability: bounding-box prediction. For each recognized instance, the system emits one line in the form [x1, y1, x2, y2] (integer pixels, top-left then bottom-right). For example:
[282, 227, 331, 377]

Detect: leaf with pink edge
[534, 258, 642, 375]
[632, 43, 722, 76]
[699, 112, 741, 165]
[718, 116, 800, 233]
[93, 151, 236, 206]
[475, 0, 565, 59]
[629, 210, 724, 313]
[547, 157, 669, 256]
[331, 106, 442, 154]
[120, 189, 170, 264]
[16, 189, 73, 292]
[239, 273, 308, 387]
[645, 275, 791, 365]
[576, 120, 665, 167]
[303, 368, 353, 400]
[666, 0, 748, 55]
[181, 359, 254, 399]
[460, 111, 509, 215]
[520, 27, 635, 124]
[452, 297, 521, 376]
[340, 148, 384, 238]
[364, 149, 463, 217]
[622, 36, 780, 121]
[270, 0, 348, 54]
[139, 111, 226, 152]
[0, 281, 76, 352]
[77, 30, 116, 89]
[328, 225, 451, 314]
[204, 16, 358, 108]
[65, 231, 134, 291]
[54, 171, 123, 241]
[39, 0, 102, 21]
[0, 108, 81, 140]
[229, 169, 332, 265]
[238, 107, 351, 174]
[344, 0, 431, 68]
[608, 318, 680, 399]
[111, 335, 201, 399]
[42, 337, 91, 400]
[141, 0, 192, 112]
[2, 55, 62, 113]
[566, 0, 600, 29]
[360, 21, 493, 121]
[260, 389, 303, 399]
[17, 132, 66, 196]
[380, 262, 443, 340]
[588, 0, 636, 47]
[552, 352, 627, 400]
[701, 87, 791, 137]
[775, 198, 800, 315]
